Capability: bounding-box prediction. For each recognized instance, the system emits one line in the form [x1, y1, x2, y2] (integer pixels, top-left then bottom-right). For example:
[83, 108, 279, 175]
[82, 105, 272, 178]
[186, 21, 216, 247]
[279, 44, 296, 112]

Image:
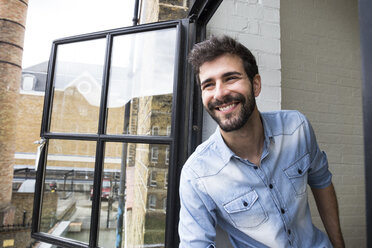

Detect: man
[178, 36, 345, 248]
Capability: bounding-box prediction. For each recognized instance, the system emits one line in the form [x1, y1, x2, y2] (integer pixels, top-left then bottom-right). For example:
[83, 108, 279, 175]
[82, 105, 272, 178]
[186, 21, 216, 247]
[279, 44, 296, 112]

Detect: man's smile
[217, 102, 239, 113]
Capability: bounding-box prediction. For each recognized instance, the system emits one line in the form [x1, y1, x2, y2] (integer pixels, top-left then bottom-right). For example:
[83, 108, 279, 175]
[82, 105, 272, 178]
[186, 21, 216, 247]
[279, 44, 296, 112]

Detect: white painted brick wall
[200, 0, 365, 247]
[281, 0, 365, 247]
[203, 0, 281, 141]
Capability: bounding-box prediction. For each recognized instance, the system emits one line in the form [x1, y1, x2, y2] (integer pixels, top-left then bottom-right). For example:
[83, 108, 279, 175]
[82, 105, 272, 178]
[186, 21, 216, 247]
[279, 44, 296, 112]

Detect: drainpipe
[116, 102, 130, 248]
[132, 0, 140, 26]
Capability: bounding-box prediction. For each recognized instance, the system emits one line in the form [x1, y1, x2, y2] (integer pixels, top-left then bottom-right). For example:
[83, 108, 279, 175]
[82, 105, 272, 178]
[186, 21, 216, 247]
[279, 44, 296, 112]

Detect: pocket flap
[223, 190, 258, 214]
[284, 153, 311, 178]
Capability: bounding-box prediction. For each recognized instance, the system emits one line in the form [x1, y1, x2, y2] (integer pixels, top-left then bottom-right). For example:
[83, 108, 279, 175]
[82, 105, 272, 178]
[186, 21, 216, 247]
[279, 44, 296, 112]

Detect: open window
[31, 19, 196, 248]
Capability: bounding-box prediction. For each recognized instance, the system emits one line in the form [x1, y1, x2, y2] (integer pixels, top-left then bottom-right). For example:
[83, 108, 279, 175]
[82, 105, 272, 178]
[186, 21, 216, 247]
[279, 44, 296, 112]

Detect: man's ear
[253, 74, 261, 97]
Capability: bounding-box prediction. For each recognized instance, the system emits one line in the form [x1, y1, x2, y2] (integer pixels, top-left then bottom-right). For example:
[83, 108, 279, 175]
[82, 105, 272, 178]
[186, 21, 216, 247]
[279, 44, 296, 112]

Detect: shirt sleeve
[179, 165, 217, 248]
[300, 113, 333, 189]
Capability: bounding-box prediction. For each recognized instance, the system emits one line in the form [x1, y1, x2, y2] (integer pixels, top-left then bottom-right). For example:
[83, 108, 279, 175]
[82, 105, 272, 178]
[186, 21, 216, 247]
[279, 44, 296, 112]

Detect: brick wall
[207, 0, 281, 112]
[140, 0, 188, 24]
[281, 0, 365, 247]
[0, 0, 28, 210]
[11, 193, 34, 225]
[203, 0, 281, 139]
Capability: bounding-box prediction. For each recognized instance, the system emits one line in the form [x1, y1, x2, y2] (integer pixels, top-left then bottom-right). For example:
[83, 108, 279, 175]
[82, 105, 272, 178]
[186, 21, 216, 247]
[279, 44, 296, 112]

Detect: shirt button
[288, 229, 291, 235]
[254, 166, 258, 170]
[269, 184, 273, 189]
[243, 201, 248, 207]
[298, 169, 303, 174]
[281, 208, 285, 214]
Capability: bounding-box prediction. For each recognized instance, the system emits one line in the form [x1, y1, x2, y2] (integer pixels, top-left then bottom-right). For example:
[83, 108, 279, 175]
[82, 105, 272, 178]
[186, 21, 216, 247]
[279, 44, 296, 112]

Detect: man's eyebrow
[222, 71, 243, 77]
[200, 78, 213, 86]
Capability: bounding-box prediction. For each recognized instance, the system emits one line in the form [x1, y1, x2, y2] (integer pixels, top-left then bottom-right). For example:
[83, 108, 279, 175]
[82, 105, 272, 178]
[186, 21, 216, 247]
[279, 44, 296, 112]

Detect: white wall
[204, 0, 282, 141]
[204, 0, 365, 247]
[281, 0, 365, 247]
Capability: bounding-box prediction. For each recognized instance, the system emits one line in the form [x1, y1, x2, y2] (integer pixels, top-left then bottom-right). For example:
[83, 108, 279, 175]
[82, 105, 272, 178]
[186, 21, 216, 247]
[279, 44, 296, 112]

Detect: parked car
[90, 178, 111, 200]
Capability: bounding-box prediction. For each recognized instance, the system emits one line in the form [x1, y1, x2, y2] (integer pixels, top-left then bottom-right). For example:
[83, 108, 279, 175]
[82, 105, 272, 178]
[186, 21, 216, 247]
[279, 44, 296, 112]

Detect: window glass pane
[49, 38, 106, 134]
[106, 28, 176, 136]
[40, 139, 96, 244]
[99, 142, 169, 248]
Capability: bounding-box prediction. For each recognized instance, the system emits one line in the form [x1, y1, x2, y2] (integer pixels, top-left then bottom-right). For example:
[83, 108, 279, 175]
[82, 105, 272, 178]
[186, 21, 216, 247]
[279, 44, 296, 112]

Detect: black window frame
[31, 19, 195, 248]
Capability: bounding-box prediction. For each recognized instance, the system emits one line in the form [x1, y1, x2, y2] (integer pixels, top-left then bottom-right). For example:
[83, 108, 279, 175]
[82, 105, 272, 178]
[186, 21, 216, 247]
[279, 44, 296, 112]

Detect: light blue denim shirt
[179, 110, 333, 248]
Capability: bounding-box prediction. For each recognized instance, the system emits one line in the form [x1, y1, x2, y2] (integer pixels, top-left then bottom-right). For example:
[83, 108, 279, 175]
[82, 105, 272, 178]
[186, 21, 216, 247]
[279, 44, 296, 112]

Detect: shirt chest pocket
[223, 190, 268, 229]
[284, 153, 311, 196]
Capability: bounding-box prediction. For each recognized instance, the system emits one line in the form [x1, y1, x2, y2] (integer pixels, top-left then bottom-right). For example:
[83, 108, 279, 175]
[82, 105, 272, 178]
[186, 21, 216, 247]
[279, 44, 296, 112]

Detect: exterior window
[165, 147, 170, 165]
[151, 146, 159, 163]
[163, 197, 167, 212]
[164, 171, 168, 189]
[150, 170, 157, 187]
[149, 194, 157, 209]
[22, 74, 36, 91]
[166, 125, 171, 136]
[152, 126, 159, 136]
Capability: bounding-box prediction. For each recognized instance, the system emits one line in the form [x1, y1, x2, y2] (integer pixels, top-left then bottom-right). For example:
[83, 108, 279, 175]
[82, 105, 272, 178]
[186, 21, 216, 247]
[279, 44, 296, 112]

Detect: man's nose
[213, 82, 229, 101]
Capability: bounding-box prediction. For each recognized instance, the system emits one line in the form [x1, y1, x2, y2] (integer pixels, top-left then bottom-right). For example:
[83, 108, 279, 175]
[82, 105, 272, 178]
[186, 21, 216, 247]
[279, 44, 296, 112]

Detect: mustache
[207, 94, 246, 111]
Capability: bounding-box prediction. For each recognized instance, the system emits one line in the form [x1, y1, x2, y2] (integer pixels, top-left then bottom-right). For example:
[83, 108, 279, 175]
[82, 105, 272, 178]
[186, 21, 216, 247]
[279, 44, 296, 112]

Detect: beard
[206, 91, 256, 132]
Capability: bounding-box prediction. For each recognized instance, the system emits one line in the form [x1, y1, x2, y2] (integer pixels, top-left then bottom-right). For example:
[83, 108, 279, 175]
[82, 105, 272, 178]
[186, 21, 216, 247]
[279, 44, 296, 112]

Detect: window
[163, 197, 167, 212]
[148, 194, 157, 209]
[165, 147, 170, 165]
[166, 125, 171, 136]
[149, 170, 157, 187]
[164, 171, 168, 189]
[22, 74, 36, 91]
[151, 146, 159, 163]
[152, 126, 159, 136]
[32, 19, 194, 248]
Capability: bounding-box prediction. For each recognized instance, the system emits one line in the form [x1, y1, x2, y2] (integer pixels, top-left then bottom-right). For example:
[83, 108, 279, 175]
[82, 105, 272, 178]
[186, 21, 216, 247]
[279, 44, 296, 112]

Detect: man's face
[199, 54, 258, 132]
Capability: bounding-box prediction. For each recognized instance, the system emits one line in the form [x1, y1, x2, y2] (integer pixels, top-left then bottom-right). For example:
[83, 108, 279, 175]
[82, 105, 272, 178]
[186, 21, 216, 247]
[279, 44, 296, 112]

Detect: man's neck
[220, 108, 264, 165]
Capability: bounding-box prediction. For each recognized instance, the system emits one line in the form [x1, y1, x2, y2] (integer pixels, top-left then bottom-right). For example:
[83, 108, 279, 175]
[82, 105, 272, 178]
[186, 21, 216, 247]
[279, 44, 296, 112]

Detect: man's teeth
[219, 103, 236, 112]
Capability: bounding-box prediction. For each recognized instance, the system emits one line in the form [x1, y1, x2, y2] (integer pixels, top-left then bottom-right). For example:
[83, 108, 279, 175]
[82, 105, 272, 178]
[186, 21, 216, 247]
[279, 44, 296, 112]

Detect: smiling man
[178, 36, 345, 248]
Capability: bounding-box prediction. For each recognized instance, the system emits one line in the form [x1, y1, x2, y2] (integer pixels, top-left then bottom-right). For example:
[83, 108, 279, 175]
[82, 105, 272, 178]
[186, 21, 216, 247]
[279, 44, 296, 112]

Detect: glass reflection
[40, 140, 96, 244]
[49, 38, 106, 134]
[106, 28, 176, 136]
[99, 142, 169, 248]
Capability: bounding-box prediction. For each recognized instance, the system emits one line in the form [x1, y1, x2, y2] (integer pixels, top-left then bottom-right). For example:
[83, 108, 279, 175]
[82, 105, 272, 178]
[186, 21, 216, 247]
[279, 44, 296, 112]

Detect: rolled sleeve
[308, 150, 332, 188]
[301, 114, 332, 189]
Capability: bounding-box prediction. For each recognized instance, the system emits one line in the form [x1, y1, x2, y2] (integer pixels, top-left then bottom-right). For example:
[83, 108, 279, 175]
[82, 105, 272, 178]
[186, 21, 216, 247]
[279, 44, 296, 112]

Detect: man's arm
[311, 183, 345, 248]
[179, 167, 217, 248]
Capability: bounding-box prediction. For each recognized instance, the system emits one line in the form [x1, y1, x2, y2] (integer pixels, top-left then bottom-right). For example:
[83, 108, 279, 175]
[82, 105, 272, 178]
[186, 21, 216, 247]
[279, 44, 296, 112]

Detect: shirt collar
[260, 112, 275, 142]
[211, 112, 275, 164]
[211, 127, 235, 165]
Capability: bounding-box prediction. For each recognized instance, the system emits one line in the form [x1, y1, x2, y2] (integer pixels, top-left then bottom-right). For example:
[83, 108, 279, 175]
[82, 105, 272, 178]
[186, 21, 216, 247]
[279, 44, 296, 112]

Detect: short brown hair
[188, 35, 259, 83]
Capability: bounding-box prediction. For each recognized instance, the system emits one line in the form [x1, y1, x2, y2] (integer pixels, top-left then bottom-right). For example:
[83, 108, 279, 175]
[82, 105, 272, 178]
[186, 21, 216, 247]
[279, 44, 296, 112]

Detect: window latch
[34, 138, 46, 171]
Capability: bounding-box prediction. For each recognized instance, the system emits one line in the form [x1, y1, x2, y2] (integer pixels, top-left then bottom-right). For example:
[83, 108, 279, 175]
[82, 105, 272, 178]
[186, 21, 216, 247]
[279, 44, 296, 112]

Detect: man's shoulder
[182, 134, 225, 178]
[261, 110, 308, 136]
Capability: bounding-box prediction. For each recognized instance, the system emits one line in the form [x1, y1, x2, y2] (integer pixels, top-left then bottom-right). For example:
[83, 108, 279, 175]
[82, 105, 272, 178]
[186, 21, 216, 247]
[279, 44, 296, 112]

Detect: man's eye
[226, 76, 239, 81]
[201, 83, 213, 90]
